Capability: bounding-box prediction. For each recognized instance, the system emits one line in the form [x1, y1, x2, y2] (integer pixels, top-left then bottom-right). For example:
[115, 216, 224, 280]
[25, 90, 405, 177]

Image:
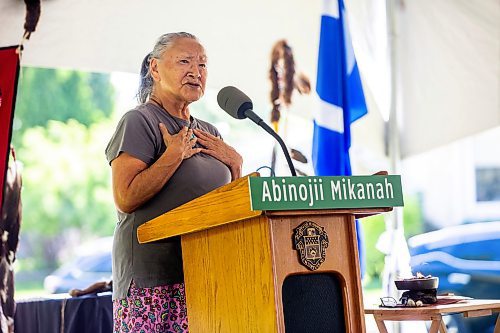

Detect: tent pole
[383, 0, 412, 332]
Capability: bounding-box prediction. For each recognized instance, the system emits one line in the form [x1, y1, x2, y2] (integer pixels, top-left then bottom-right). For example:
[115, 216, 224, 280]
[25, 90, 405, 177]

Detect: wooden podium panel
[181, 215, 277, 332]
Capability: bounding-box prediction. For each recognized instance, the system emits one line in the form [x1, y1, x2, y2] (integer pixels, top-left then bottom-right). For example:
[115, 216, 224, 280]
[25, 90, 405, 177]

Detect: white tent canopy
[1, 0, 499, 157]
[346, 0, 499, 157]
[1, 0, 321, 109]
[396, 0, 499, 157]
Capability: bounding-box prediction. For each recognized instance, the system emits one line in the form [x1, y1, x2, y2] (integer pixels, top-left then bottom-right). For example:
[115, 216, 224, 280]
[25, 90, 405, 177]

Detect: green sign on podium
[248, 175, 404, 211]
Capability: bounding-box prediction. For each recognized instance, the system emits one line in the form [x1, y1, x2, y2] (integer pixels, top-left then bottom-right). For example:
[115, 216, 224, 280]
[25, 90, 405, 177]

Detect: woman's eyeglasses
[380, 297, 398, 307]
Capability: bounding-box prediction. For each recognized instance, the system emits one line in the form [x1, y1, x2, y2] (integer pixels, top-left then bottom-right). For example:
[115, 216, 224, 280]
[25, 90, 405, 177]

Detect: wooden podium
[137, 174, 391, 333]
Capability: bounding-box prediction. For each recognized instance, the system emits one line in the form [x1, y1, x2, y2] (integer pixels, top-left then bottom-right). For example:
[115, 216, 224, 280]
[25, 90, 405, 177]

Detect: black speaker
[282, 273, 346, 333]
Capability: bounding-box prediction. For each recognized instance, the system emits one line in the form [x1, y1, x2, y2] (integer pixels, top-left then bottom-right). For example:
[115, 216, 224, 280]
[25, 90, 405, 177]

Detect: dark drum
[395, 277, 439, 291]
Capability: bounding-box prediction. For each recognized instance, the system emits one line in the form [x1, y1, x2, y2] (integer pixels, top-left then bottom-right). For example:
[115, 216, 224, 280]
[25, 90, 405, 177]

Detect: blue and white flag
[312, 0, 368, 275]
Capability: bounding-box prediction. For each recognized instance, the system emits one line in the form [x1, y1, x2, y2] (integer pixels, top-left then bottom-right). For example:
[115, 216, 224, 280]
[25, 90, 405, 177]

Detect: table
[365, 299, 500, 333]
[14, 292, 112, 333]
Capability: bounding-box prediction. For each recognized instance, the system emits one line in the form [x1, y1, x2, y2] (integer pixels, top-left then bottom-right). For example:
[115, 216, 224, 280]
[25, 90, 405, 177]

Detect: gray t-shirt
[105, 102, 231, 300]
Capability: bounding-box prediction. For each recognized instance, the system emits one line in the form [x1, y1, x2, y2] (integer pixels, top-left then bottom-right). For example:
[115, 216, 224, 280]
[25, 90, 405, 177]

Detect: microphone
[217, 86, 297, 176]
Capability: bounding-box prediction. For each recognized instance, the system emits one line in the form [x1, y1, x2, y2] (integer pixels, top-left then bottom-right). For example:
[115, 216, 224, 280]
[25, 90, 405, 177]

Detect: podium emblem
[293, 221, 329, 270]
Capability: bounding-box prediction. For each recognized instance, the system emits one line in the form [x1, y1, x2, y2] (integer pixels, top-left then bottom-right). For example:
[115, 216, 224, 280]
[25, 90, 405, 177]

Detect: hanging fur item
[0, 147, 22, 333]
[23, 0, 42, 40]
[270, 40, 295, 125]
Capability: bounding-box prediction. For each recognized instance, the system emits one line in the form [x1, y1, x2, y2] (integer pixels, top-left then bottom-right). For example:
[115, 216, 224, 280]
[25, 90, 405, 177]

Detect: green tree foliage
[14, 68, 115, 143]
[17, 120, 116, 270]
[11, 67, 117, 271]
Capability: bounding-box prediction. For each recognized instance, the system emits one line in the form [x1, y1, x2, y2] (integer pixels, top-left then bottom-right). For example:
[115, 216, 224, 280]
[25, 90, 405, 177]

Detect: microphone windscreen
[217, 86, 253, 119]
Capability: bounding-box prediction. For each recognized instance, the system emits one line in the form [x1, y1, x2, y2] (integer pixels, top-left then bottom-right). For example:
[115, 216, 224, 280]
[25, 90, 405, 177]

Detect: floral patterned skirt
[113, 281, 189, 333]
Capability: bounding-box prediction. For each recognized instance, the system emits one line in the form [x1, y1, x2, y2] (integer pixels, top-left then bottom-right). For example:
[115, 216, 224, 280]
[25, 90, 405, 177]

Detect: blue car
[408, 221, 500, 333]
[44, 237, 113, 294]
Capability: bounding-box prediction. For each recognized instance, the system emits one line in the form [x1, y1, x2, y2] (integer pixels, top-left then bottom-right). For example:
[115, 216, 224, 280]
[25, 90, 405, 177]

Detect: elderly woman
[106, 32, 242, 333]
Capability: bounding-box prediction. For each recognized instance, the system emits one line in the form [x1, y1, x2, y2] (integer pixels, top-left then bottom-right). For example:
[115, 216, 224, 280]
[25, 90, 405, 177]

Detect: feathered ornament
[269, 40, 311, 130]
[16, 0, 41, 56]
[268, 40, 311, 174]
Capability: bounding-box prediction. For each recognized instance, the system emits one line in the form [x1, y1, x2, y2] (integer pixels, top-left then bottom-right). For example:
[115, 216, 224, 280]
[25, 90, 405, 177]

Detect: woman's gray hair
[138, 32, 199, 103]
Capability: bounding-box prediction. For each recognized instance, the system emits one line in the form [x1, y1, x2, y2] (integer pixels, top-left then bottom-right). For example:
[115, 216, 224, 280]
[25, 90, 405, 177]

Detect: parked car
[408, 221, 500, 333]
[43, 237, 113, 294]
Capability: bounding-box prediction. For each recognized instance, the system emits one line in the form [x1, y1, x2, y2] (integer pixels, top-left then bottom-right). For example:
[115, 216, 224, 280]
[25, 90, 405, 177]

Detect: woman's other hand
[160, 123, 201, 160]
[193, 128, 243, 180]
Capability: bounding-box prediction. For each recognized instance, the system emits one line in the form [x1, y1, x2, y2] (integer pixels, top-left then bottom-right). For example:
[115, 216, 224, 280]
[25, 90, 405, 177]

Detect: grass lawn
[15, 279, 47, 299]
